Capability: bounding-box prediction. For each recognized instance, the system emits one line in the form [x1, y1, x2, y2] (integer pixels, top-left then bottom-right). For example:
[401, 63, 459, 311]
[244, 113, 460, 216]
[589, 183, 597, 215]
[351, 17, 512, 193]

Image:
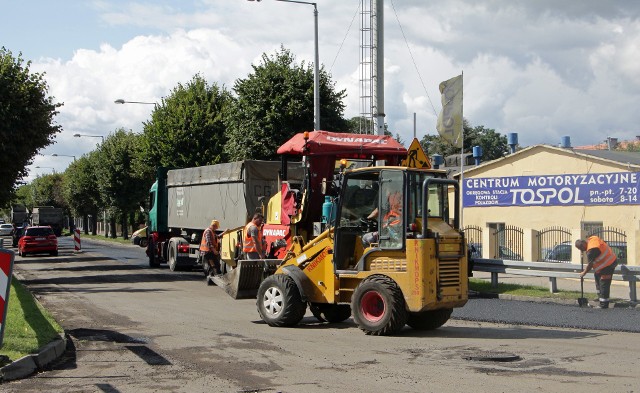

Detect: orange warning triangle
[402, 138, 431, 169]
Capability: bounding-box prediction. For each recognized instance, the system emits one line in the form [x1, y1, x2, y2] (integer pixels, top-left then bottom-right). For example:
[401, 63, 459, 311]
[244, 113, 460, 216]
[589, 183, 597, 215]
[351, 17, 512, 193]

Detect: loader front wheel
[310, 303, 352, 323]
[257, 274, 307, 327]
[352, 275, 408, 335]
[407, 308, 453, 330]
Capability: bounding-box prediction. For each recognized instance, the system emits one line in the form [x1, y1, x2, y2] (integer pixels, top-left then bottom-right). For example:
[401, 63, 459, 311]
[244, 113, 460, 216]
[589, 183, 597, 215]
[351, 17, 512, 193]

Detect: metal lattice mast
[359, 0, 374, 134]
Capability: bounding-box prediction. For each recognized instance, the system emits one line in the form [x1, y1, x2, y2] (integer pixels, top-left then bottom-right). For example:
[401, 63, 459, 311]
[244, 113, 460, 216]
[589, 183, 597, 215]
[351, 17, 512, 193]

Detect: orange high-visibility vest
[243, 222, 263, 253]
[199, 227, 218, 252]
[587, 236, 617, 273]
[383, 192, 402, 227]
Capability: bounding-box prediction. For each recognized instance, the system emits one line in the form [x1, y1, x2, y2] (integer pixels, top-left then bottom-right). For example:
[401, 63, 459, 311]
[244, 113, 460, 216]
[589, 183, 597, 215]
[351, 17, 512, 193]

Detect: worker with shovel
[575, 236, 618, 309]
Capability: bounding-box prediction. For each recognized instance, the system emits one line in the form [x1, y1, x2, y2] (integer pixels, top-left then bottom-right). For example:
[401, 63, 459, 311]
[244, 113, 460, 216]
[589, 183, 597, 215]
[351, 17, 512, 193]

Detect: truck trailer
[146, 160, 302, 270]
[31, 206, 64, 236]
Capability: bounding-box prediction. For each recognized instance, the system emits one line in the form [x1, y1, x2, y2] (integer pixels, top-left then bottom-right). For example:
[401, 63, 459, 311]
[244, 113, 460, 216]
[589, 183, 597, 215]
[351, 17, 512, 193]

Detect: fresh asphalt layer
[453, 297, 640, 333]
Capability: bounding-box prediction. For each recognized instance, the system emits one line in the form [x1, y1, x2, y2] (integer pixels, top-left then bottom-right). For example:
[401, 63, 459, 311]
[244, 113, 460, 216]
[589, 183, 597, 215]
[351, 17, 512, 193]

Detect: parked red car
[18, 226, 58, 257]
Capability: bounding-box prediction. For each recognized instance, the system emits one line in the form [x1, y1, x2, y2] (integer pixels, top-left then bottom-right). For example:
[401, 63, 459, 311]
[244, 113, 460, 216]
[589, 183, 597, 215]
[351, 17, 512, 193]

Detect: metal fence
[537, 226, 572, 262]
[463, 225, 482, 258]
[587, 227, 627, 264]
[493, 225, 523, 260]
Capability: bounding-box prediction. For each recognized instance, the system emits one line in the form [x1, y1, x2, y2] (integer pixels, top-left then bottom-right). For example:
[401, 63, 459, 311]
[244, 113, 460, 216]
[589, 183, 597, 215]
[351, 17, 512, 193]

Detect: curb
[0, 333, 67, 382]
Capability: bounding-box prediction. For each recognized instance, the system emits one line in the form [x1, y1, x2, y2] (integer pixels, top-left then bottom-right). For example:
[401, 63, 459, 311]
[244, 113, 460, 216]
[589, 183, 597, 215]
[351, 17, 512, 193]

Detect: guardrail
[472, 258, 640, 302]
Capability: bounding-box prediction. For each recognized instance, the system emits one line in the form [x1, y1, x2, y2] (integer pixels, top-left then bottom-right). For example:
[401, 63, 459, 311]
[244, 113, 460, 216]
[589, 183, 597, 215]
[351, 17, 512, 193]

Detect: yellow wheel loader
[255, 166, 468, 335]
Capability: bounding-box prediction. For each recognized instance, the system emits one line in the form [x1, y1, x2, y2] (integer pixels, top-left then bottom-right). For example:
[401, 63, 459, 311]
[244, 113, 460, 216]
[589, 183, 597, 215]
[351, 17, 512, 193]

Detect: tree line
[2, 45, 521, 238]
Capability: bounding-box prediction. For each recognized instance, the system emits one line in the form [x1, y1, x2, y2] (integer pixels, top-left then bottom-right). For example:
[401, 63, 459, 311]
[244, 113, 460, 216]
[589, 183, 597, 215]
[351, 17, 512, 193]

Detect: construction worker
[200, 219, 221, 284]
[243, 213, 266, 259]
[575, 236, 618, 309]
[362, 189, 402, 248]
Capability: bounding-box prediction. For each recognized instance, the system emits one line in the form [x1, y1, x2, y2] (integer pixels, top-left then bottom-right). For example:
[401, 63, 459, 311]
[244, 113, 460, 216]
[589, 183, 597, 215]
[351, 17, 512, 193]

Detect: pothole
[463, 351, 521, 362]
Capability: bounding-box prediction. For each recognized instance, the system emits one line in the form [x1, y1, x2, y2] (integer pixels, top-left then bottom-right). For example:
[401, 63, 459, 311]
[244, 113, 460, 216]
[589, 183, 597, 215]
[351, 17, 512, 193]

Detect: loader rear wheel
[407, 308, 453, 330]
[352, 275, 408, 336]
[310, 303, 352, 323]
[257, 274, 307, 327]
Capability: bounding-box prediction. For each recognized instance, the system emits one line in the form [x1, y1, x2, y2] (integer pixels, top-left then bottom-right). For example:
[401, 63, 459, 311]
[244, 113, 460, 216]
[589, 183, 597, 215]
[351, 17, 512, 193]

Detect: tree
[141, 74, 233, 170]
[224, 47, 349, 161]
[94, 129, 148, 239]
[420, 119, 509, 161]
[0, 47, 63, 205]
[64, 152, 102, 235]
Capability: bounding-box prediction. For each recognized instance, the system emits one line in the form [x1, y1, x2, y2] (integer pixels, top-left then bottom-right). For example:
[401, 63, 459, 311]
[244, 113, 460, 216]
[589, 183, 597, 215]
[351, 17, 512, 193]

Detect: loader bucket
[211, 259, 280, 299]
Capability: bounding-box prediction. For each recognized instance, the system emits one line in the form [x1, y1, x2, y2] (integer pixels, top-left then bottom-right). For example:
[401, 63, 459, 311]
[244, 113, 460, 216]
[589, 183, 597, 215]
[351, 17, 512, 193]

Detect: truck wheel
[168, 240, 180, 272]
[257, 274, 307, 327]
[351, 275, 408, 336]
[148, 239, 159, 268]
[407, 308, 453, 330]
[310, 303, 352, 323]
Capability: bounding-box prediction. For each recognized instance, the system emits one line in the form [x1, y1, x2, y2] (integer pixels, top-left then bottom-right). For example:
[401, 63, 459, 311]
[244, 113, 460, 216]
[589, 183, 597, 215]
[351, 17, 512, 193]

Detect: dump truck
[31, 206, 64, 236]
[145, 160, 302, 270]
[11, 204, 29, 226]
[213, 131, 470, 335]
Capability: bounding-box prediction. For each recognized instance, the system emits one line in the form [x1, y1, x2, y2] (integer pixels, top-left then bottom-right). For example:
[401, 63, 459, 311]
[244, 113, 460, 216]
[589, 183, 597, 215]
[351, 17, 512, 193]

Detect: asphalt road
[4, 236, 640, 392]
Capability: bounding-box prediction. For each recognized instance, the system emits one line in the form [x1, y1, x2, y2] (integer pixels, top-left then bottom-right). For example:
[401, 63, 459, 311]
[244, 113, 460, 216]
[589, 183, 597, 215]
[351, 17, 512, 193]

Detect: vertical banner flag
[0, 249, 15, 348]
[436, 74, 463, 148]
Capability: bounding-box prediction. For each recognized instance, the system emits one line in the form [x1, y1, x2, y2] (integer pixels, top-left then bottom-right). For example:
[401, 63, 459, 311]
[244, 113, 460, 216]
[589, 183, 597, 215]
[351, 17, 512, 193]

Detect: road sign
[0, 249, 15, 348]
[402, 138, 431, 169]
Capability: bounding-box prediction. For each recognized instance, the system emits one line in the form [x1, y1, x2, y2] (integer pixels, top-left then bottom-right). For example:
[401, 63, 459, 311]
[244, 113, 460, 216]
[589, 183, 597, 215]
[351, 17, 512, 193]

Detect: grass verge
[469, 278, 599, 300]
[77, 232, 132, 246]
[0, 279, 63, 365]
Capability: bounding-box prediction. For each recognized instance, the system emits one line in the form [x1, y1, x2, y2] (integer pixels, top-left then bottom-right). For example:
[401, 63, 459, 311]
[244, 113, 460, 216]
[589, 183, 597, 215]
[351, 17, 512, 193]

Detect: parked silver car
[0, 223, 14, 236]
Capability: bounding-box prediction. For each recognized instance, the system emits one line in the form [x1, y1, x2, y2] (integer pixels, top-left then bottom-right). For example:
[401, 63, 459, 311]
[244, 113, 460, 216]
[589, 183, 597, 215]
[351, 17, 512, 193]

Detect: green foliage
[13, 173, 68, 211]
[224, 47, 348, 161]
[63, 152, 101, 217]
[421, 119, 509, 161]
[0, 47, 63, 205]
[94, 129, 148, 237]
[141, 74, 233, 169]
[0, 279, 63, 362]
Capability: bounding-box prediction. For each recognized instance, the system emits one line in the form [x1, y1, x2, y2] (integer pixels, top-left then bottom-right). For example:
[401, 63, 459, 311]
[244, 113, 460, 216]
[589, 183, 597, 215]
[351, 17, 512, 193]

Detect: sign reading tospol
[464, 172, 639, 207]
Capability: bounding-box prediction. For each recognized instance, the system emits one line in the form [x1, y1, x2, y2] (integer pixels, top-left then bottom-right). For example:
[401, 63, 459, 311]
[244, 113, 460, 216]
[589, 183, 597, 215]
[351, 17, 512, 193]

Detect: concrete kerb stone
[0, 333, 67, 382]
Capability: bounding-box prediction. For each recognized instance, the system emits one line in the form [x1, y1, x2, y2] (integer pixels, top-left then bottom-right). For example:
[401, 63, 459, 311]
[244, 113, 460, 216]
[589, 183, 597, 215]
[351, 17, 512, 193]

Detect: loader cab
[333, 168, 452, 270]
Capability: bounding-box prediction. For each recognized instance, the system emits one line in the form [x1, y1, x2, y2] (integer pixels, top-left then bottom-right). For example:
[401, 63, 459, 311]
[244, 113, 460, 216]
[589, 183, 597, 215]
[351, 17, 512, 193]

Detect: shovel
[577, 255, 589, 307]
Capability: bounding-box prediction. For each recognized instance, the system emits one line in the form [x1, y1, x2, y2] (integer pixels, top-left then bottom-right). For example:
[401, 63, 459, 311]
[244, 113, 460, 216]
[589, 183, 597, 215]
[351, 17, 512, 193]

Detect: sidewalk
[472, 271, 637, 305]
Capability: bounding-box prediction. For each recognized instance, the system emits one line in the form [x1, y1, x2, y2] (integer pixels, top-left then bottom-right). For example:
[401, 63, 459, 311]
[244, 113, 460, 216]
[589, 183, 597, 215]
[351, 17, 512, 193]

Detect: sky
[3, 0, 640, 181]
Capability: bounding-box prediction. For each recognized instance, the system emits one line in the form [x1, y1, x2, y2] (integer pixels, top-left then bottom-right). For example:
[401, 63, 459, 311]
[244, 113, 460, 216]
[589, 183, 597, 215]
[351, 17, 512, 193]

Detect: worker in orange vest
[575, 236, 618, 309]
[200, 219, 220, 283]
[362, 189, 402, 248]
[243, 213, 266, 259]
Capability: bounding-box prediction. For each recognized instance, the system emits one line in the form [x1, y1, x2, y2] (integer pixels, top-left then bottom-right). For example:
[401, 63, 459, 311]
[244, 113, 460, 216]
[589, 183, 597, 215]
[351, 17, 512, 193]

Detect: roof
[453, 144, 640, 177]
[277, 130, 407, 159]
[574, 149, 640, 166]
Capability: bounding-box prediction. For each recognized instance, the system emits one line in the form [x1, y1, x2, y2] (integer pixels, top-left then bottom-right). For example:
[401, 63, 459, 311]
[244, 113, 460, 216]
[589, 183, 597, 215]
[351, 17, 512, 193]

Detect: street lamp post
[114, 99, 156, 105]
[35, 166, 55, 173]
[52, 153, 76, 162]
[73, 133, 105, 143]
[248, 0, 320, 130]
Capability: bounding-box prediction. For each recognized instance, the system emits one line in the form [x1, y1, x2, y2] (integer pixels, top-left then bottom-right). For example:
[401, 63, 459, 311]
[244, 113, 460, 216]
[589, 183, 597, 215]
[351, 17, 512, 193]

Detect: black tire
[351, 275, 408, 336]
[50, 250, 58, 257]
[256, 274, 307, 327]
[168, 240, 179, 272]
[139, 238, 148, 248]
[407, 308, 453, 330]
[310, 303, 352, 323]
[148, 239, 159, 268]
